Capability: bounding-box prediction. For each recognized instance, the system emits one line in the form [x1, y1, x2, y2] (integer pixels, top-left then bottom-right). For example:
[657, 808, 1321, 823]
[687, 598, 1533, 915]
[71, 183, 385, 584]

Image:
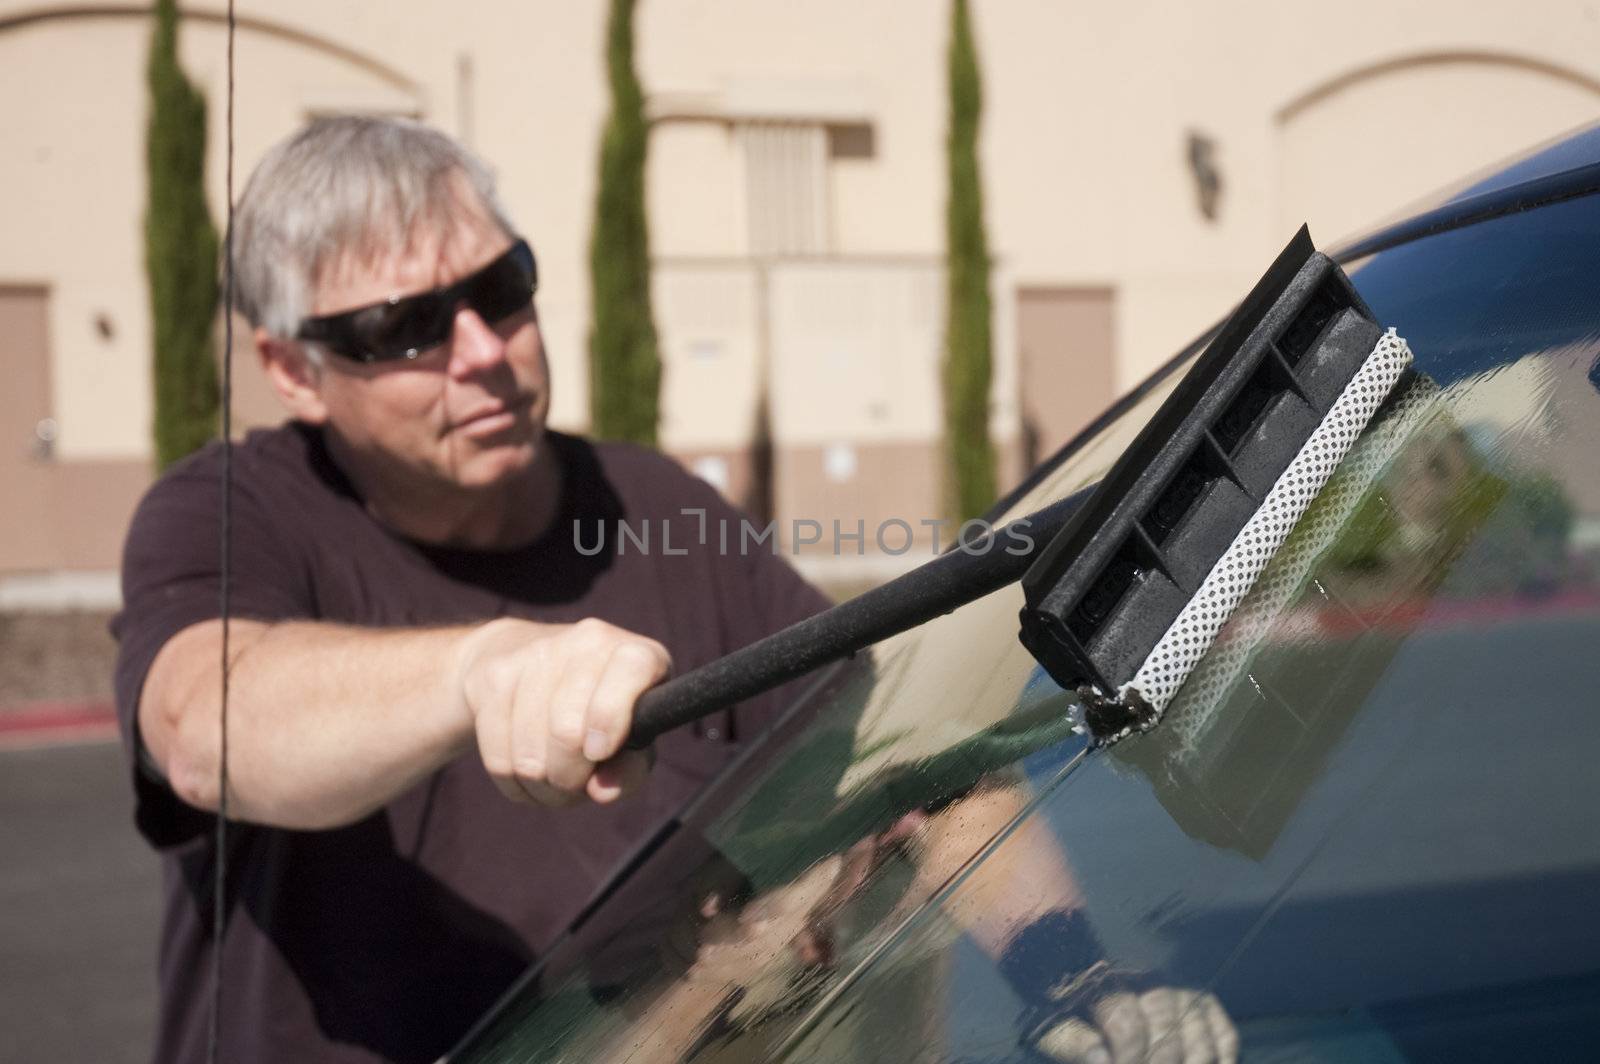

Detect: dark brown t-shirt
[111, 424, 829, 1064]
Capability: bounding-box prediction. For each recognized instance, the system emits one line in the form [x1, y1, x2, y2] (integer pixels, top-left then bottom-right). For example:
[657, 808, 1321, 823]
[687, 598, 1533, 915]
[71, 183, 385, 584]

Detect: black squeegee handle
[624, 492, 1085, 749]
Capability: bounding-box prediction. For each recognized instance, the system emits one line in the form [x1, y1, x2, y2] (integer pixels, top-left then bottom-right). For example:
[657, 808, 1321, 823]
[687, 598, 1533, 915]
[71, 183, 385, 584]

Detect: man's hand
[457, 617, 670, 807]
[1037, 987, 1238, 1064]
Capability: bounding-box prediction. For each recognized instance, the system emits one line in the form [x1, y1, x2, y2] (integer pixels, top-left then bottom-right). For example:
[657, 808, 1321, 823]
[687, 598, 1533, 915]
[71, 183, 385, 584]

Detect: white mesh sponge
[1084, 329, 1415, 742]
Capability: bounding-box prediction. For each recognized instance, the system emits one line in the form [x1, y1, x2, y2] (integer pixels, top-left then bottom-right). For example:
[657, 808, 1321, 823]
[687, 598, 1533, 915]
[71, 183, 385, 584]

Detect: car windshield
[451, 189, 1600, 1063]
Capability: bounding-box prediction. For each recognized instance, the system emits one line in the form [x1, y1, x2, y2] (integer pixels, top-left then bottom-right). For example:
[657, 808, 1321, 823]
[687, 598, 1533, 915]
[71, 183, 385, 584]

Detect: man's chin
[450, 433, 544, 490]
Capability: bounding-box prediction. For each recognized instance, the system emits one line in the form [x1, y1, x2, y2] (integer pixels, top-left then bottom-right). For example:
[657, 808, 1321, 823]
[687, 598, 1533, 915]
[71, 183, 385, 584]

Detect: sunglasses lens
[351, 298, 451, 361]
[467, 243, 536, 324]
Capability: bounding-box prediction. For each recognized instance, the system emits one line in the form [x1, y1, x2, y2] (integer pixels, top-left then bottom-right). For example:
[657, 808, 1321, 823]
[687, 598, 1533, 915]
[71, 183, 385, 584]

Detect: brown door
[0, 286, 56, 572]
[1016, 286, 1117, 471]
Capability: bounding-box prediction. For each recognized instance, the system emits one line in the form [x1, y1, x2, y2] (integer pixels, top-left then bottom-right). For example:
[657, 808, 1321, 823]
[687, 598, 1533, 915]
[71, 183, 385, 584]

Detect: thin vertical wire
[208, 0, 236, 1060]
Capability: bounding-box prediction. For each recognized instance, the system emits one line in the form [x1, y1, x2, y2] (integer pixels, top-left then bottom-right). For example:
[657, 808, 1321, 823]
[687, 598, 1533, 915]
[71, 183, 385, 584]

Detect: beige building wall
[2, 0, 1599, 584]
[1277, 55, 1600, 240]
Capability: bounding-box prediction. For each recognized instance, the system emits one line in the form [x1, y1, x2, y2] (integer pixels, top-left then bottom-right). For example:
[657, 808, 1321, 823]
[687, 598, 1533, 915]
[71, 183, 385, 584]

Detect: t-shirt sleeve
[111, 458, 313, 846]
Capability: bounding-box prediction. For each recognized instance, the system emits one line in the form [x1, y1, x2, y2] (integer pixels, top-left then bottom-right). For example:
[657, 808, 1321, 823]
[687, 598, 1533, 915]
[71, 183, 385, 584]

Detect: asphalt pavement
[0, 738, 160, 1064]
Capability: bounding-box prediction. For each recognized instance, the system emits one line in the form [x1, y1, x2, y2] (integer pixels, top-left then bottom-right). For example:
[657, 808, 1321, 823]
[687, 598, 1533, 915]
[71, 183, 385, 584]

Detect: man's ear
[257, 327, 330, 425]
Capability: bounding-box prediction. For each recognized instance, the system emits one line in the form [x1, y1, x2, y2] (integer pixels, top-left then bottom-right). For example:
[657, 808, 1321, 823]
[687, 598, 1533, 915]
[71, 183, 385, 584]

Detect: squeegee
[625, 226, 1412, 754]
[1017, 225, 1413, 744]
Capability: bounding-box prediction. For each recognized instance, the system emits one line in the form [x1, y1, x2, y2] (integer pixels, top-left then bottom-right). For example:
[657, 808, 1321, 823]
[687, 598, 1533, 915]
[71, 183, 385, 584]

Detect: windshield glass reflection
[452, 193, 1600, 1063]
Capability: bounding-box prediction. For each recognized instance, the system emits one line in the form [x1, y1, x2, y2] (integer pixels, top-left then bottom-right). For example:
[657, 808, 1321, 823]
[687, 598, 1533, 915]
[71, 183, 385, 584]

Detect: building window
[738, 121, 830, 256]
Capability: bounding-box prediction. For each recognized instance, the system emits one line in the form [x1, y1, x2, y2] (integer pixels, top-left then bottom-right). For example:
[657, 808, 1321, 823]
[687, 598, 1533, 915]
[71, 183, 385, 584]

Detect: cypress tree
[942, 0, 996, 522]
[588, 0, 662, 445]
[145, 0, 220, 469]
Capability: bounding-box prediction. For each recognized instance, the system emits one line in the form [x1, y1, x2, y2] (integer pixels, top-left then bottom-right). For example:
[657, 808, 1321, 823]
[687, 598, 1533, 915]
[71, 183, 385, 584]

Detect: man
[112, 116, 829, 1064]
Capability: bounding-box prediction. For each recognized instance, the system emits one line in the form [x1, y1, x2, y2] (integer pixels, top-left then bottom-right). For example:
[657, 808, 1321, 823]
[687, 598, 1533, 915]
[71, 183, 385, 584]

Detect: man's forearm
[141, 613, 668, 829]
[143, 617, 496, 830]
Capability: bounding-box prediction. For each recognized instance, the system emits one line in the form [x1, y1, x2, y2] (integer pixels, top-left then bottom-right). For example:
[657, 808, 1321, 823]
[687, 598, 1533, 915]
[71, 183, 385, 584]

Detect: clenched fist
[457, 617, 671, 807]
[1038, 987, 1238, 1064]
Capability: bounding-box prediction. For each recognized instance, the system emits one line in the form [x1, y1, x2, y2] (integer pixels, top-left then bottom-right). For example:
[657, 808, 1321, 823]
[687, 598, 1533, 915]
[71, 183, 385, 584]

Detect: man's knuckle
[511, 754, 548, 780]
[548, 712, 587, 748]
[613, 639, 660, 670]
[571, 617, 613, 644]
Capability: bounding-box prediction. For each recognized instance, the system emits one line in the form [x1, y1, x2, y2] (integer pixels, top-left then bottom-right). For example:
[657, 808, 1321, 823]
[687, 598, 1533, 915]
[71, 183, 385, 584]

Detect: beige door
[1016, 286, 1116, 471]
[0, 286, 56, 572]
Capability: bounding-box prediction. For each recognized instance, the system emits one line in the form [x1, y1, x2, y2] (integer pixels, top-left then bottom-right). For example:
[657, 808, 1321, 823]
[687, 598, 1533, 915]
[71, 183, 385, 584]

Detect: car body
[447, 126, 1600, 1062]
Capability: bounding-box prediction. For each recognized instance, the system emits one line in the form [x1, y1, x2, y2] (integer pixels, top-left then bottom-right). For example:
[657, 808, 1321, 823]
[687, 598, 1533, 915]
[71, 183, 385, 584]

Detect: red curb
[0, 700, 117, 735]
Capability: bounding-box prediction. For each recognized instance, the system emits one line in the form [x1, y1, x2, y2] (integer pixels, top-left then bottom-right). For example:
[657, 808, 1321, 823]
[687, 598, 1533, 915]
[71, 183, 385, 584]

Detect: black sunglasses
[295, 238, 537, 363]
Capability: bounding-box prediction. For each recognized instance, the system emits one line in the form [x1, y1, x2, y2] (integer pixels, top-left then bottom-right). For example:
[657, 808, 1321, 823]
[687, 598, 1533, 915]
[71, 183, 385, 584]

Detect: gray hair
[231, 116, 516, 338]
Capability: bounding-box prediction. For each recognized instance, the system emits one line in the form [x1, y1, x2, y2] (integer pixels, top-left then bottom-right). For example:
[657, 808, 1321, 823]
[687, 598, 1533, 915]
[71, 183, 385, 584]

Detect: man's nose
[446, 304, 508, 378]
